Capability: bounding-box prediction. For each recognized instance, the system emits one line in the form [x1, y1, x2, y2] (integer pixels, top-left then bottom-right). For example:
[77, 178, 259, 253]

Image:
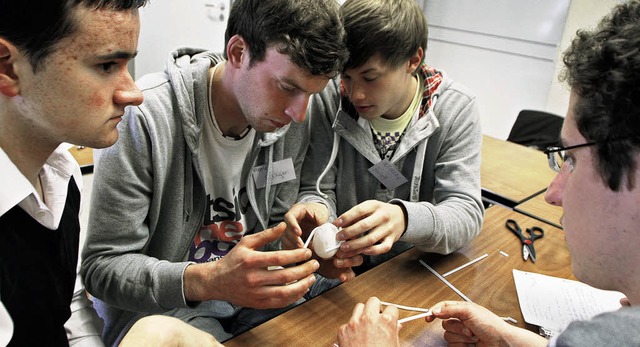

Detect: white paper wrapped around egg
[307, 223, 343, 259]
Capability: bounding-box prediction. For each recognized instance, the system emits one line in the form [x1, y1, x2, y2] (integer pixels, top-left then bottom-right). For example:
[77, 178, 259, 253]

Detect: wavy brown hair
[224, 0, 348, 78]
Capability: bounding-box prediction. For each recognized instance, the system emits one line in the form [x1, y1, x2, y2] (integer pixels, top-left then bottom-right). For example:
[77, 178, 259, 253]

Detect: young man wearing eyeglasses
[336, 0, 640, 345]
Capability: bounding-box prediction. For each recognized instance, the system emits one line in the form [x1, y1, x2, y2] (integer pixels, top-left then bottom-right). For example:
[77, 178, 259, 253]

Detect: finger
[260, 259, 320, 286]
[430, 301, 463, 319]
[344, 224, 394, 255]
[443, 330, 479, 345]
[283, 227, 304, 248]
[334, 202, 377, 232]
[425, 303, 453, 322]
[338, 206, 393, 243]
[242, 247, 314, 269]
[242, 222, 287, 250]
[284, 207, 305, 236]
[360, 235, 394, 256]
[424, 313, 438, 323]
[339, 226, 384, 252]
[249, 273, 317, 309]
[442, 319, 476, 338]
[335, 248, 367, 259]
[338, 268, 356, 282]
[337, 217, 374, 241]
[381, 303, 399, 321]
[349, 302, 366, 322]
[433, 301, 484, 322]
[337, 323, 350, 341]
[334, 255, 364, 269]
[620, 296, 631, 307]
[364, 296, 382, 315]
[281, 227, 304, 249]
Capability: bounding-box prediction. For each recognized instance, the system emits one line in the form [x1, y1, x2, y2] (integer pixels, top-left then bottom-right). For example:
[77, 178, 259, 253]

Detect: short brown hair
[0, 0, 148, 72]
[225, 0, 348, 78]
[340, 0, 427, 72]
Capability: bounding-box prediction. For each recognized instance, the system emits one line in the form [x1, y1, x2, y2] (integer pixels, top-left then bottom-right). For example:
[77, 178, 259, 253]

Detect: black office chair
[507, 109, 564, 151]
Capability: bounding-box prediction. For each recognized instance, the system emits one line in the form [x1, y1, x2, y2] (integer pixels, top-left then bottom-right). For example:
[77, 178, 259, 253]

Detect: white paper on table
[513, 269, 625, 335]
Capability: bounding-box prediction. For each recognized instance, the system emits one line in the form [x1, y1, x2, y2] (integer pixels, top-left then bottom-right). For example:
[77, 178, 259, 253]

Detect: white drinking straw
[419, 259, 473, 302]
[442, 253, 489, 277]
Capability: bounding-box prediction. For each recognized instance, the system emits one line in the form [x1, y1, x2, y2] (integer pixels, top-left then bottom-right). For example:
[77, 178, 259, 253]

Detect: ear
[406, 47, 424, 74]
[0, 37, 21, 97]
[226, 34, 247, 68]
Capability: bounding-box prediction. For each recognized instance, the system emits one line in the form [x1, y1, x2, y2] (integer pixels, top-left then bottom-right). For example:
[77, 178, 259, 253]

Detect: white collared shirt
[0, 145, 103, 346]
[0, 144, 81, 229]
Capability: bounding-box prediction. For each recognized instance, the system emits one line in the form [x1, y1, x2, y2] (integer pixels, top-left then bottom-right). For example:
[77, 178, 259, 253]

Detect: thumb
[431, 301, 473, 321]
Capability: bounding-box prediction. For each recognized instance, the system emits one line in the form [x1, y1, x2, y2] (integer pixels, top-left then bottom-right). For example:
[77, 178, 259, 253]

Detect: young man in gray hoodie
[80, 0, 348, 344]
[285, 0, 484, 280]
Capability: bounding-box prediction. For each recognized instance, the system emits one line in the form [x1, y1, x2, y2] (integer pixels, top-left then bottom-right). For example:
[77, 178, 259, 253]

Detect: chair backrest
[507, 109, 564, 151]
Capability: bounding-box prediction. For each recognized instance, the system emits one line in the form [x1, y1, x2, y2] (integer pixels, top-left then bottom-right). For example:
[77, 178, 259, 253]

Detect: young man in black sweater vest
[0, 1, 219, 345]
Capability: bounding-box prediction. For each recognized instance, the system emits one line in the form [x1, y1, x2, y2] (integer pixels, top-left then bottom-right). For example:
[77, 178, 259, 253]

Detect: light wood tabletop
[515, 190, 563, 229]
[68, 146, 94, 173]
[224, 205, 572, 346]
[481, 135, 556, 206]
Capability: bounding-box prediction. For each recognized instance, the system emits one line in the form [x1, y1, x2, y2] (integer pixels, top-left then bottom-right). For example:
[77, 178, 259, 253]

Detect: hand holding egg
[304, 223, 343, 259]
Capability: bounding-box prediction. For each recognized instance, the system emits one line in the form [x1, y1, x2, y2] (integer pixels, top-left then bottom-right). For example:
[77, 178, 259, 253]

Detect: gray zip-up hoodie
[81, 48, 311, 345]
[299, 66, 483, 255]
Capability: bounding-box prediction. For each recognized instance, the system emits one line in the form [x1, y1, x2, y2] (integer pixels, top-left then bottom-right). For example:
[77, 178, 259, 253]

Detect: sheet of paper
[513, 269, 624, 334]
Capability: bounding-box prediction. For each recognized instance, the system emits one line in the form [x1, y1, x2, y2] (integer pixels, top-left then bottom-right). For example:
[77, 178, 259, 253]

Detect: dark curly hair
[224, 0, 348, 78]
[561, 0, 640, 191]
[0, 0, 148, 72]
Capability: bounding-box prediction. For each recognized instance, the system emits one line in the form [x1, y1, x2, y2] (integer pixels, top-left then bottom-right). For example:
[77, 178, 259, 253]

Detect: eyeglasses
[544, 136, 638, 173]
[544, 142, 597, 173]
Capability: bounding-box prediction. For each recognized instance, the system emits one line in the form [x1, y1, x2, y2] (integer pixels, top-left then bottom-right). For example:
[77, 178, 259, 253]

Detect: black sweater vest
[0, 178, 80, 346]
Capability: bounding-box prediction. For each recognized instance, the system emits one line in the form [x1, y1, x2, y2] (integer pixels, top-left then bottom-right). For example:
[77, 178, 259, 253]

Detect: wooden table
[481, 135, 556, 207]
[68, 146, 94, 174]
[514, 190, 563, 229]
[224, 206, 572, 346]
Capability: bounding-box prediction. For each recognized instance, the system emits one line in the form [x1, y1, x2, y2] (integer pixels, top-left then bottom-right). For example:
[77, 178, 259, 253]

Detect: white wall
[422, 0, 570, 139]
[546, 0, 623, 117]
[421, 0, 622, 139]
[135, 0, 230, 78]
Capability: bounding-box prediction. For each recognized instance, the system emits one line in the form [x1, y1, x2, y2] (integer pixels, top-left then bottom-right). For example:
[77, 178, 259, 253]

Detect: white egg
[311, 223, 342, 259]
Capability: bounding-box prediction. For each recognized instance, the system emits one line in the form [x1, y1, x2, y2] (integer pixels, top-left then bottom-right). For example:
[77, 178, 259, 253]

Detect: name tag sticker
[368, 159, 408, 190]
[252, 158, 296, 189]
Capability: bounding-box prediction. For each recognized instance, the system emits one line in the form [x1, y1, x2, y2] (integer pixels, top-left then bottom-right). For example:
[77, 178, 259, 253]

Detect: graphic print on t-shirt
[189, 187, 250, 263]
[194, 73, 257, 263]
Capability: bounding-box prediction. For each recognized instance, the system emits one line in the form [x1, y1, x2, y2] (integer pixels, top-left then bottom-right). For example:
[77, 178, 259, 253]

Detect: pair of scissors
[505, 219, 544, 262]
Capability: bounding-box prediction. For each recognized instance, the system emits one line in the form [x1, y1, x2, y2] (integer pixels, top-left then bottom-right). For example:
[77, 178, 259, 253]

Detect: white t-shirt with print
[192, 84, 257, 263]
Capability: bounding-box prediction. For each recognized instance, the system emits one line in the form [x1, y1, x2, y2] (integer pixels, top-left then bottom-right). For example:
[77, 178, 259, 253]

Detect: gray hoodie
[81, 48, 311, 344]
[300, 66, 483, 256]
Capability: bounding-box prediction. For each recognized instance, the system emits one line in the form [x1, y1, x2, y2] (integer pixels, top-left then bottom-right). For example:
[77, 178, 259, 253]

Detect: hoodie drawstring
[264, 146, 274, 218]
[315, 131, 341, 198]
[409, 94, 438, 202]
